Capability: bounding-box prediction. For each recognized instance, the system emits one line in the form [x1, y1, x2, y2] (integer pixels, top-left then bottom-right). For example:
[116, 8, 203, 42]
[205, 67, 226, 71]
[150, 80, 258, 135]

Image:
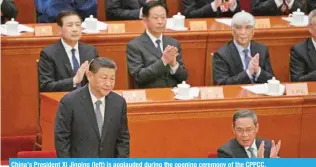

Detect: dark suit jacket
[290, 38, 316, 82]
[217, 138, 272, 158]
[127, 32, 188, 88]
[39, 40, 98, 92]
[253, 0, 307, 16]
[106, 0, 166, 20]
[182, 0, 241, 18]
[213, 40, 274, 85]
[54, 85, 130, 157]
[307, 0, 316, 13]
[1, 0, 18, 23]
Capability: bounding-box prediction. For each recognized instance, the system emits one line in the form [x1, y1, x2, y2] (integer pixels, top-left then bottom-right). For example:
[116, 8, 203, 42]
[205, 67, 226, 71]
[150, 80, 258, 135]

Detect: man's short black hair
[89, 57, 117, 74]
[142, 0, 168, 17]
[56, 10, 82, 27]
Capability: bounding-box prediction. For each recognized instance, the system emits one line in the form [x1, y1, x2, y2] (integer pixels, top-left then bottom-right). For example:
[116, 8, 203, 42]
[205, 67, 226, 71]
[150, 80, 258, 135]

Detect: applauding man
[126, 1, 188, 88]
[182, 0, 241, 18]
[217, 109, 281, 158]
[253, 0, 307, 16]
[213, 11, 274, 85]
[39, 10, 98, 92]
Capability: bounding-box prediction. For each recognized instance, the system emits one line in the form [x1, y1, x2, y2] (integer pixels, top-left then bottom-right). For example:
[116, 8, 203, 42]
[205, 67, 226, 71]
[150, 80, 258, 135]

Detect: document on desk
[241, 84, 267, 94]
[215, 18, 232, 26]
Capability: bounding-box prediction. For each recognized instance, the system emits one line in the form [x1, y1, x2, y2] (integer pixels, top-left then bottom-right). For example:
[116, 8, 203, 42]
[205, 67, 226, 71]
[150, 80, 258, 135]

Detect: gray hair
[231, 11, 255, 27]
[308, 9, 316, 25]
[232, 109, 258, 127]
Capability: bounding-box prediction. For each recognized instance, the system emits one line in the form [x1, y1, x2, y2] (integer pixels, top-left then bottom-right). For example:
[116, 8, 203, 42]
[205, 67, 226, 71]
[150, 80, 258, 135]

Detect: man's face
[143, 6, 167, 35]
[232, 24, 254, 47]
[87, 67, 116, 97]
[233, 117, 258, 147]
[60, 15, 82, 42]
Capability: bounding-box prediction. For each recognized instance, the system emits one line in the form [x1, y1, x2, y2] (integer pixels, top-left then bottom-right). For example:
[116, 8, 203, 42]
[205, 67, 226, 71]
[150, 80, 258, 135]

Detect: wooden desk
[1, 17, 309, 138]
[40, 82, 316, 157]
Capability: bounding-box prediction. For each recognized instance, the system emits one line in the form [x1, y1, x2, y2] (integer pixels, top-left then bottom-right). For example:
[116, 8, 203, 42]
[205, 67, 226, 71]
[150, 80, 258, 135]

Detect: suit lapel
[80, 86, 101, 140]
[78, 42, 88, 64]
[141, 32, 162, 59]
[232, 139, 249, 158]
[307, 38, 316, 68]
[229, 42, 244, 72]
[101, 92, 114, 142]
[58, 40, 73, 76]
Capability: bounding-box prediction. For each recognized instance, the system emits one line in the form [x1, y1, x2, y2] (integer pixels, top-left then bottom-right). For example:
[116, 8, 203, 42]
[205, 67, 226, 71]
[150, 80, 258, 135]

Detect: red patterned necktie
[281, 0, 290, 15]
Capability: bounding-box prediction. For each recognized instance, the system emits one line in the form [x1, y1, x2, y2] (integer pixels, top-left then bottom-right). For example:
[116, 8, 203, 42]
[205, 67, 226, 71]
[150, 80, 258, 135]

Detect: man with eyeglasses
[290, 9, 316, 82]
[217, 109, 281, 158]
[213, 11, 274, 85]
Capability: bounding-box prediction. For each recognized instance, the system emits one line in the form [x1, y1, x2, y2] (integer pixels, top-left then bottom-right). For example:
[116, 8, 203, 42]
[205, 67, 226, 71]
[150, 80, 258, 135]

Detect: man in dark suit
[213, 11, 274, 85]
[55, 57, 130, 157]
[217, 109, 281, 158]
[39, 10, 98, 92]
[106, 0, 166, 20]
[252, 0, 307, 16]
[290, 9, 316, 82]
[307, 0, 316, 13]
[182, 0, 241, 18]
[1, 0, 18, 23]
[126, 1, 188, 88]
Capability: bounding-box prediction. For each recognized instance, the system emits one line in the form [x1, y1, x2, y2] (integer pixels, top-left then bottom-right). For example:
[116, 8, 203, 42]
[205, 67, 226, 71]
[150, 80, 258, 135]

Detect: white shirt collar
[61, 38, 79, 52]
[146, 30, 163, 45]
[88, 85, 106, 105]
[311, 38, 316, 51]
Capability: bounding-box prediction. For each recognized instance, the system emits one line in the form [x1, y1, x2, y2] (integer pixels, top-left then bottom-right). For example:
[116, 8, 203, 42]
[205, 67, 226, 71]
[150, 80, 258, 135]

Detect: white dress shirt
[89, 85, 106, 120]
[311, 37, 316, 50]
[61, 38, 80, 70]
[211, 0, 238, 12]
[244, 140, 258, 158]
[146, 30, 179, 74]
[274, 0, 294, 9]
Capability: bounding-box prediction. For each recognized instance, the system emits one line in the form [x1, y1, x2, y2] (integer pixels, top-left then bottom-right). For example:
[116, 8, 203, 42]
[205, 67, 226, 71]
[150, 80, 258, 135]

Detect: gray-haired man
[213, 11, 274, 85]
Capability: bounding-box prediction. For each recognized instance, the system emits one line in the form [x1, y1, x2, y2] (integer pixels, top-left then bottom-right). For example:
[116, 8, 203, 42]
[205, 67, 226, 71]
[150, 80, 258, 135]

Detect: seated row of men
[38, 1, 316, 92]
[33, 0, 316, 23]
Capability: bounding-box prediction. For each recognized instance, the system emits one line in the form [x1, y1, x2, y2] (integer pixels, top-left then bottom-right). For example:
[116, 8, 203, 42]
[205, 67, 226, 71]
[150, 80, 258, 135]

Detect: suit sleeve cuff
[275, 0, 283, 7]
[170, 62, 179, 74]
[211, 2, 218, 12]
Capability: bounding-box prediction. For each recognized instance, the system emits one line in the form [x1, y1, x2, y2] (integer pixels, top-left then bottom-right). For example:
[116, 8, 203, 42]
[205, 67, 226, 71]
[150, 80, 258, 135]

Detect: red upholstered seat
[1, 135, 36, 161]
[208, 152, 217, 158]
[17, 151, 56, 158]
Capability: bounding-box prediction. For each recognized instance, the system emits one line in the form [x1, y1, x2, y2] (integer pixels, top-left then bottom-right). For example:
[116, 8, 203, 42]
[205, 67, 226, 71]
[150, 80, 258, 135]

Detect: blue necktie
[71, 48, 79, 74]
[243, 48, 249, 70]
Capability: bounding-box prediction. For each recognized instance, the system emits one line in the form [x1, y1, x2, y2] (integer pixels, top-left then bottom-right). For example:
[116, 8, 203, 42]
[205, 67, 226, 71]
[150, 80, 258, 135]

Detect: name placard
[34, 26, 53, 36]
[285, 83, 308, 96]
[122, 90, 147, 102]
[255, 18, 271, 29]
[107, 24, 126, 33]
[200, 87, 224, 99]
[189, 21, 207, 31]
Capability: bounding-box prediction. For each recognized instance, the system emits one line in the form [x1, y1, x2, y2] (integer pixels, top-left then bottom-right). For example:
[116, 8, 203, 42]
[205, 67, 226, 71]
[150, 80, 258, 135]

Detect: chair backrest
[207, 152, 217, 158]
[34, 60, 42, 150]
[1, 135, 36, 160]
[17, 151, 57, 158]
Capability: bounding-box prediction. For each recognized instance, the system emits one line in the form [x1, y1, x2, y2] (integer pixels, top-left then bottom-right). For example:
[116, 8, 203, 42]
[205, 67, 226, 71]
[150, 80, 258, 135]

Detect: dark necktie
[281, 0, 290, 15]
[248, 147, 257, 158]
[243, 48, 250, 70]
[155, 39, 163, 57]
[71, 48, 79, 74]
[95, 100, 103, 136]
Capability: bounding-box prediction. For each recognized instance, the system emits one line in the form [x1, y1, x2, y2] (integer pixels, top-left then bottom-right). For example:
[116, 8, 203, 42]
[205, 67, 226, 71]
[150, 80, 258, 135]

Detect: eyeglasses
[233, 25, 254, 31]
[234, 127, 256, 134]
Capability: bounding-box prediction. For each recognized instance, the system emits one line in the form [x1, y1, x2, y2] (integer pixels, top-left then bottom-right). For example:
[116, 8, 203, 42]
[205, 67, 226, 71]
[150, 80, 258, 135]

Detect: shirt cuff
[211, 2, 218, 12]
[139, 8, 143, 19]
[73, 78, 77, 88]
[255, 67, 261, 80]
[229, 0, 237, 12]
[287, 0, 294, 9]
[246, 69, 254, 80]
[275, 0, 283, 8]
[170, 62, 179, 74]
